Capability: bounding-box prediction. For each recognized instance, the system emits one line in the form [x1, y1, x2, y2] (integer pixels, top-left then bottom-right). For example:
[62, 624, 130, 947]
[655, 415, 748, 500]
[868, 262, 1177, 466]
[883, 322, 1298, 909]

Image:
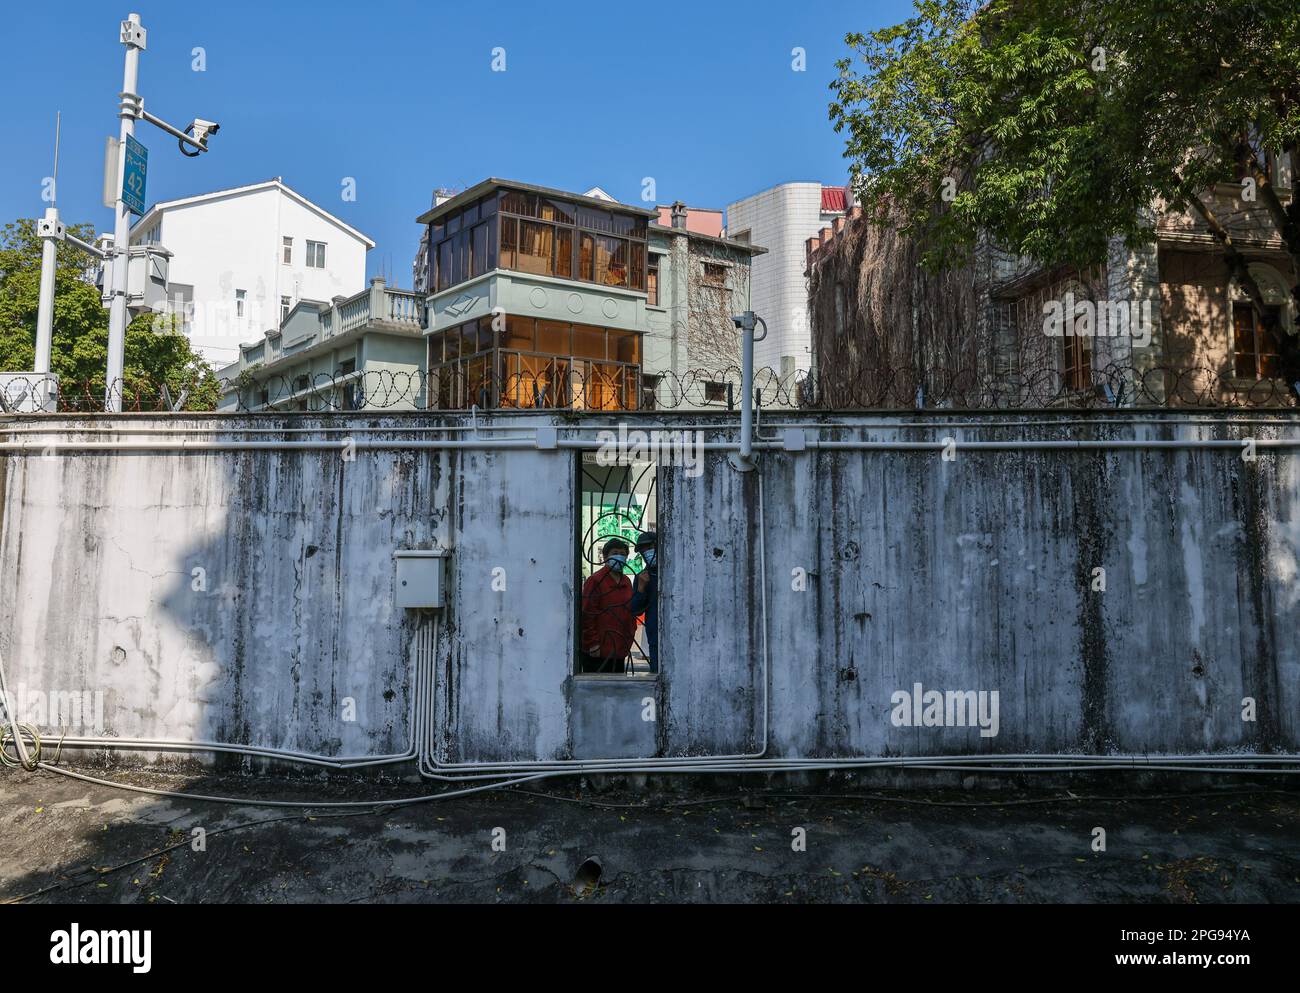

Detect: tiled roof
[821, 186, 849, 213]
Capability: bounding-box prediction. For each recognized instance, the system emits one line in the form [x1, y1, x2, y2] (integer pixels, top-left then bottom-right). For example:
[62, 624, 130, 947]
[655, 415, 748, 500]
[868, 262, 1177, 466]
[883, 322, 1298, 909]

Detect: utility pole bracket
[120, 19, 147, 48]
[37, 217, 65, 241]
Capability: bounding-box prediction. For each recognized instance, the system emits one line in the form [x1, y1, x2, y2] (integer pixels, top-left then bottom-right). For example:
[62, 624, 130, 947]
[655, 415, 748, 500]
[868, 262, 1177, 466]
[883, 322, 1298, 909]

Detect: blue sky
[1, 0, 914, 282]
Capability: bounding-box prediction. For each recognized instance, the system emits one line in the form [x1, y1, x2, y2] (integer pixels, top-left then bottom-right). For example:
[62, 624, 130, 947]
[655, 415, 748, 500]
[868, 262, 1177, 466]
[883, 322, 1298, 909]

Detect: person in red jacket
[580, 538, 636, 673]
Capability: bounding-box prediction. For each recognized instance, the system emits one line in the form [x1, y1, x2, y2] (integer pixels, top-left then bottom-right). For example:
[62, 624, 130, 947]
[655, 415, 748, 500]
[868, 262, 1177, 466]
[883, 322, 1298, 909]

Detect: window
[281, 296, 292, 322]
[704, 380, 727, 404]
[169, 283, 194, 333]
[647, 255, 661, 306]
[702, 262, 727, 286]
[1233, 303, 1282, 379]
[282, 237, 293, 264]
[595, 235, 628, 287]
[428, 316, 642, 411]
[517, 221, 554, 276]
[577, 453, 658, 676]
[235, 289, 246, 318]
[1062, 334, 1091, 390]
[556, 227, 573, 279]
[472, 222, 490, 278]
[429, 188, 649, 296]
[307, 241, 326, 268]
[1055, 283, 1094, 390]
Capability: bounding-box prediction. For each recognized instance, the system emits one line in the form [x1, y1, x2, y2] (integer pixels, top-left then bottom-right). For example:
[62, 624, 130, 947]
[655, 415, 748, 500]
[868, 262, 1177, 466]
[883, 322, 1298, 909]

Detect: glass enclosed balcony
[420, 182, 652, 296]
[427, 314, 642, 410]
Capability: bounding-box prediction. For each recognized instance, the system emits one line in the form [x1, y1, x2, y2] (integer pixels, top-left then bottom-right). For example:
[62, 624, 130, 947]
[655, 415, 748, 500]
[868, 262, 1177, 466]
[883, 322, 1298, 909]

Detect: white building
[128, 178, 374, 367]
[724, 182, 847, 373]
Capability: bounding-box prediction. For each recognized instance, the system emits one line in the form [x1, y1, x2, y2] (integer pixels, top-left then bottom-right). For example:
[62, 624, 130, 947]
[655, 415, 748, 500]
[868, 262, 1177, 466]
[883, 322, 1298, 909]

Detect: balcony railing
[327, 280, 425, 338]
[239, 279, 425, 371]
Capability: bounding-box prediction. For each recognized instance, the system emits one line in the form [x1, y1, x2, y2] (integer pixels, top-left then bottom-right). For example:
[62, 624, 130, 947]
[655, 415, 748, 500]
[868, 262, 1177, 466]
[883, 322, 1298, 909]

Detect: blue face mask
[608, 554, 627, 572]
[642, 549, 656, 566]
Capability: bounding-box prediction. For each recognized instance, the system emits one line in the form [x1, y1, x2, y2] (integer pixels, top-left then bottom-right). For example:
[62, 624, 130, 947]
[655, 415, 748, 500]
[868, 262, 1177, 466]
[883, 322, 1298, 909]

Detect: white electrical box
[98, 244, 172, 315]
[394, 549, 448, 609]
[0, 373, 57, 412]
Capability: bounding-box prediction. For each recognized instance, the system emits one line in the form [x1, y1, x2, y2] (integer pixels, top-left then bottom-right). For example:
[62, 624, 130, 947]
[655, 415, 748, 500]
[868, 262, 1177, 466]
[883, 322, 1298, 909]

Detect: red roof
[821, 186, 848, 213]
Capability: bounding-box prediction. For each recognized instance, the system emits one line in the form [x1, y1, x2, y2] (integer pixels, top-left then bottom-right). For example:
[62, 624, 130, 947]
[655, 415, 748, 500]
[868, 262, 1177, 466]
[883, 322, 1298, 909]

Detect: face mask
[642, 549, 656, 566]
[608, 554, 627, 572]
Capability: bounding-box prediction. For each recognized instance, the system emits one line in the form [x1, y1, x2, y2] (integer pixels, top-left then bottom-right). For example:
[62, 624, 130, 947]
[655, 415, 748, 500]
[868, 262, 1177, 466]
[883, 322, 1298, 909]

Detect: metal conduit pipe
[7, 414, 1300, 439]
[3, 437, 1300, 455]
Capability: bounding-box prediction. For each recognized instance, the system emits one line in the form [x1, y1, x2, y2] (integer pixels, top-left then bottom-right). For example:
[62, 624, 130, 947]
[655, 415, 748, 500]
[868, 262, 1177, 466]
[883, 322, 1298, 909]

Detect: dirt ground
[1, 767, 1298, 904]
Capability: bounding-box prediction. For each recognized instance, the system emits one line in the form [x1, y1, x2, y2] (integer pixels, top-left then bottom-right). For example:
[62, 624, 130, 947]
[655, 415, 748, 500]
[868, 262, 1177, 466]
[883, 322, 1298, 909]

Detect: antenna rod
[51, 112, 61, 206]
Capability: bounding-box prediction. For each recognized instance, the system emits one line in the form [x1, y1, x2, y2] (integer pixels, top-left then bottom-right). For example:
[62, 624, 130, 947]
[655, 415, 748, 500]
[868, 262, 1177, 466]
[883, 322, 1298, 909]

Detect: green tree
[0, 218, 220, 409]
[829, 0, 1300, 381]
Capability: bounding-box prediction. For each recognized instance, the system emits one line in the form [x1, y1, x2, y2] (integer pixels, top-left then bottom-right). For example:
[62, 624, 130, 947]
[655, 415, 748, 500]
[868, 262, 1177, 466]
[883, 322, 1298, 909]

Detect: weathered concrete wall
[1, 410, 1297, 765]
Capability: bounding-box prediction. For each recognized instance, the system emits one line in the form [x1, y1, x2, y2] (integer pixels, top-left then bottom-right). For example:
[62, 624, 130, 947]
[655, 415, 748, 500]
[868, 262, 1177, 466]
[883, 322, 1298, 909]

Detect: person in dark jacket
[579, 538, 636, 673]
[629, 531, 658, 673]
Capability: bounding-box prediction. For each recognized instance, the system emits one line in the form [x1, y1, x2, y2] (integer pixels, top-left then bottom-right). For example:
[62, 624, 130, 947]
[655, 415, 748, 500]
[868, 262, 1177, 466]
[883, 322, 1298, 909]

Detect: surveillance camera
[191, 119, 221, 141]
[179, 119, 220, 157]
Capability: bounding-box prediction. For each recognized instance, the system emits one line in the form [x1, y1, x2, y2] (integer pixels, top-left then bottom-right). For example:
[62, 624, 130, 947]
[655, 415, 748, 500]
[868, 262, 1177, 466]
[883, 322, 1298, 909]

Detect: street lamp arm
[139, 108, 212, 154]
[64, 233, 106, 260]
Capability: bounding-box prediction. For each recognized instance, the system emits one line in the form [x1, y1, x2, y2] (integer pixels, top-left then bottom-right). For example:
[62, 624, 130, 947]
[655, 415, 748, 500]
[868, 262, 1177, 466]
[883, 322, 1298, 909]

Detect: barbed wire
[1, 363, 1297, 414]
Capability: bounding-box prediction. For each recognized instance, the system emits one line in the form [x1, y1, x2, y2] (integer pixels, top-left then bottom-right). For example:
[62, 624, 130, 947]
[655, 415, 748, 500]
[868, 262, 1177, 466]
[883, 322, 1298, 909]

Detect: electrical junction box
[0, 373, 57, 412]
[394, 549, 449, 609]
[98, 244, 173, 316]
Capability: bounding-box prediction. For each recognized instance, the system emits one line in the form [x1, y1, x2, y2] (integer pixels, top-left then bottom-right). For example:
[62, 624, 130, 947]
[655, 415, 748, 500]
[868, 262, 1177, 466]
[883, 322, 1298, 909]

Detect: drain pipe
[728, 311, 767, 473]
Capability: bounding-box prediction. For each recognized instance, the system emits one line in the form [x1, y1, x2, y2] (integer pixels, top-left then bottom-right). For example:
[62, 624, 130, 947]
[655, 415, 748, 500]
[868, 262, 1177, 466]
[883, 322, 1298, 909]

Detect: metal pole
[32, 114, 62, 411]
[34, 209, 58, 395]
[739, 320, 754, 463]
[105, 13, 145, 413]
[728, 311, 766, 472]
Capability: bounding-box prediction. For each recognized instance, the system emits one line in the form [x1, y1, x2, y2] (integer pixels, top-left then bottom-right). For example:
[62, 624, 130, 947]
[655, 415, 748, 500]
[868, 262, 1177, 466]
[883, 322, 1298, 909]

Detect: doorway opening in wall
[576, 452, 658, 678]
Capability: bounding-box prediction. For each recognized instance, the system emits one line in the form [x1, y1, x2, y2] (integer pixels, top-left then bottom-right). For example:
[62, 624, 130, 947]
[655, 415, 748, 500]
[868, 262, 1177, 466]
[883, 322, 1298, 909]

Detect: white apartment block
[725, 182, 847, 373]
[128, 178, 374, 367]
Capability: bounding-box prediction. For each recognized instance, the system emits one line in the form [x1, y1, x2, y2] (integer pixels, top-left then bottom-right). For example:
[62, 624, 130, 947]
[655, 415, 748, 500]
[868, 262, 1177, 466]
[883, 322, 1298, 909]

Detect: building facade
[724, 181, 847, 375]
[128, 179, 374, 368]
[216, 278, 425, 411]
[806, 156, 1300, 409]
[418, 180, 763, 411]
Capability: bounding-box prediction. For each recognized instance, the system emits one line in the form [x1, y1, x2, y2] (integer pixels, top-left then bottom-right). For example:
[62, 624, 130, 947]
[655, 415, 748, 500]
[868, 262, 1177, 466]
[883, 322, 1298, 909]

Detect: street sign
[122, 135, 148, 215]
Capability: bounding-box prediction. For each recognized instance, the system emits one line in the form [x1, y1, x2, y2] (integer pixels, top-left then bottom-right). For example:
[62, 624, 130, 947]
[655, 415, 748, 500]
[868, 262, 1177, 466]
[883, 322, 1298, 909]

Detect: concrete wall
[1, 411, 1297, 766]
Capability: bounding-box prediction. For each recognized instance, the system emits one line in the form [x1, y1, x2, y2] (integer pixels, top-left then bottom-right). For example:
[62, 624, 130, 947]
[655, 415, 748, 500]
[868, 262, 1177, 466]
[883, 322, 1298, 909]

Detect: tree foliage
[829, 0, 1300, 287]
[0, 218, 220, 409]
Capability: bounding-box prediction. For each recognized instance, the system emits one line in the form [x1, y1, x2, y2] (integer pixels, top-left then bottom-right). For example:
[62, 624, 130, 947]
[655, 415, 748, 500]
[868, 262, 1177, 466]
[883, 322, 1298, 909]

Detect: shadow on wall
[0, 419, 447, 777]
